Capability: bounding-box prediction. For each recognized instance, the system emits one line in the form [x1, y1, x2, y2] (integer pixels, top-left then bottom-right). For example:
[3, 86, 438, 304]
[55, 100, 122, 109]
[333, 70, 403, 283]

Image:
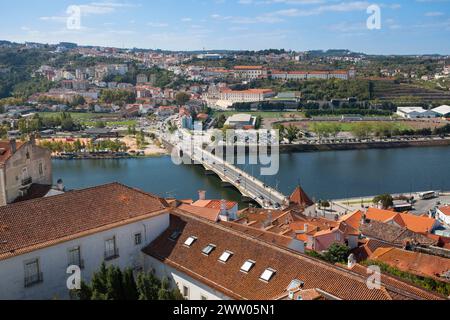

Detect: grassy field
[213, 110, 305, 119]
[38, 112, 118, 120]
[83, 120, 137, 127]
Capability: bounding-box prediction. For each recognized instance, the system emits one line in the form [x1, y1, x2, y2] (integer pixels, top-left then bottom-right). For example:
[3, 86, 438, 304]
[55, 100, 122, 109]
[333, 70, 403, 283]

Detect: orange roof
[234, 65, 264, 70]
[222, 88, 273, 94]
[365, 208, 437, 234]
[366, 207, 397, 222]
[371, 247, 450, 282]
[0, 140, 25, 164]
[289, 186, 314, 207]
[192, 200, 237, 211]
[339, 211, 363, 230]
[178, 204, 220, 222]
[396, 213, 437, 234]
[438, 206, 450, 216]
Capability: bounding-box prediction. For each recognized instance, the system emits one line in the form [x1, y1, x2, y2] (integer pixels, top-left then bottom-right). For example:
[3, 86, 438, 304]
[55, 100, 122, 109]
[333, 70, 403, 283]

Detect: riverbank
[279, 137, 450, 153]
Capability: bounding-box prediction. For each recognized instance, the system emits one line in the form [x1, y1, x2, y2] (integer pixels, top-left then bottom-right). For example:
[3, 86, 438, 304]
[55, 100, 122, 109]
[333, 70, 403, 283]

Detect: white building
[396, 107, 437, 119]
[0, 183, 170, 300]
[224, 114, 256, 129]
[219, 89, 274, 104]
[437, 206, 450, 225]
[233, 66, 267, 80]
[432, 105, 450, 118]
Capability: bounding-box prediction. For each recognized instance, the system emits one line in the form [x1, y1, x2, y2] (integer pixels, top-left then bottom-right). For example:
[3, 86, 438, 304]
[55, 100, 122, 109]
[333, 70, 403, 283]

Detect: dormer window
[240, 260, 255, 273]
[184, 236, 197, 247]
[218, 251, 233, 263]
[169, 231, 181, 241]
[202, 244, 216, 256]
[260, 268, 276, 282]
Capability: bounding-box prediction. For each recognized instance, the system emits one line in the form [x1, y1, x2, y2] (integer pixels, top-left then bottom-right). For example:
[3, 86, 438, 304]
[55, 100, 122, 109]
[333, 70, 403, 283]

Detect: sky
[0, 0, 450, 54]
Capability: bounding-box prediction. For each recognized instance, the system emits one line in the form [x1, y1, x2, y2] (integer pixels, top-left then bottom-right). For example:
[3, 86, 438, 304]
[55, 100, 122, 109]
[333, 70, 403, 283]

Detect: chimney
[56, 179, 65, 192]
[10, 139, 16, 154]
[304, 223, 308, 233]
[198, 190, 206, 201]
[347, 253, 356, 269]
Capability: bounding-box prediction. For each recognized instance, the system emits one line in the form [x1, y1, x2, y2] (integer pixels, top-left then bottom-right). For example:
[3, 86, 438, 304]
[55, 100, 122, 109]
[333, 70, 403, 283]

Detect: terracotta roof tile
[0, 183, 169, 260]
[143, 210, 443, 300]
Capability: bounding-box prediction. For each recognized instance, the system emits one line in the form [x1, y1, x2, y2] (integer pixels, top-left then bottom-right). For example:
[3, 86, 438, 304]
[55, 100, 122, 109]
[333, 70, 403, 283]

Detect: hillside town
[1, 40, 450, 302]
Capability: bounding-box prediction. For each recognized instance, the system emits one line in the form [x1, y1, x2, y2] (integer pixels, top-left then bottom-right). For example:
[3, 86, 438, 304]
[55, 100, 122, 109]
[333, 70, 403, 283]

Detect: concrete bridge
[163, 129, 289, 210]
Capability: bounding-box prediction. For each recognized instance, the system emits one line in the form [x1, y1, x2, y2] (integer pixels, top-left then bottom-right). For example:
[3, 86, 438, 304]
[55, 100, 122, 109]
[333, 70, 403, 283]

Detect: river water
[53, 146, 450, 204]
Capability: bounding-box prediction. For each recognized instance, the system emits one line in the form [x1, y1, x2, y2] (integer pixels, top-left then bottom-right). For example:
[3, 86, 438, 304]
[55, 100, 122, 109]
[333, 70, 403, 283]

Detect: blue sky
[0, 0, 449, 54]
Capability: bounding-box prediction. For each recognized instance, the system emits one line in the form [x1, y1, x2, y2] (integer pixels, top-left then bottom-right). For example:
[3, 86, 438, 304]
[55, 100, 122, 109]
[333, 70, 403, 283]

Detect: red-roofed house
[437, 206, 450, 225]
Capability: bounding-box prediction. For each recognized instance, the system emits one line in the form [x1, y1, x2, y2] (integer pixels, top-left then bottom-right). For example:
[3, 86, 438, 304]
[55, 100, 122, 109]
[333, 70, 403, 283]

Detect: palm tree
[286, 125, 300, 144]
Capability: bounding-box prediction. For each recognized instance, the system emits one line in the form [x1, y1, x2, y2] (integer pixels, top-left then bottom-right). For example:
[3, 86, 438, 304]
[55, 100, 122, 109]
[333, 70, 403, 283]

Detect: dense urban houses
[0, 183, 170, 299]
[143, 210, 444, 300]
[0, 138, 52, 206]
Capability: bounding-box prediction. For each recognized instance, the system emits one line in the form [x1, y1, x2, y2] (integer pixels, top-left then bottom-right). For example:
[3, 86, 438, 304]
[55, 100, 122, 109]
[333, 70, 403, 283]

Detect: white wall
[0, 213, 169, 300]
[437, 209, 450, 225]
[145, 256, 231, 301]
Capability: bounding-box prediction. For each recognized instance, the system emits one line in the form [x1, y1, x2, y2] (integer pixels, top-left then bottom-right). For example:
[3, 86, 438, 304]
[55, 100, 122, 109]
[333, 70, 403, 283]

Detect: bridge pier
[204, 170, 216, 176]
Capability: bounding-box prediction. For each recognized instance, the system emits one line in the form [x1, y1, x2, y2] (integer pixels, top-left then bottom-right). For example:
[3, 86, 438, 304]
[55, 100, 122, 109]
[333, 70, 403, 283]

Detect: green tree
[323, 243, 350, 264]
[373, 194, 394, 209]
[285, 125, 300, 144]
[175, 92, 191, 106]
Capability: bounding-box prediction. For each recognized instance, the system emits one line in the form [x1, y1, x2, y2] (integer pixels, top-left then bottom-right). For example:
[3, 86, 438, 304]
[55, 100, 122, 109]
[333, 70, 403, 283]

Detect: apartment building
[219, 89, 274, 103]
[233, 66, 267, 80]
[0, 183, 170, 300]
[270, 70, 354, 81]
[0, 138, 52, 206]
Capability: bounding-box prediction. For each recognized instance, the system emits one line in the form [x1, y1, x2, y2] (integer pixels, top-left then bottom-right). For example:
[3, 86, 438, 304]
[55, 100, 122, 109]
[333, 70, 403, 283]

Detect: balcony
[104, 248, 120, 261]
[24, 272, 43, 288]
[21, 177, 32, 187]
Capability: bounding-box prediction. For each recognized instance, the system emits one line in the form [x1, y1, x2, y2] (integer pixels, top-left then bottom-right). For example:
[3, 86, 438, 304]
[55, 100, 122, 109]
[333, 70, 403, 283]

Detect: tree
[373, 194, 394, 209]
[323, 243, 350, 264]
[175, 92, 191, 106]
[285, 125, 300, 144]
[94, 121, 106, 129]
[73, 264, 184, 301]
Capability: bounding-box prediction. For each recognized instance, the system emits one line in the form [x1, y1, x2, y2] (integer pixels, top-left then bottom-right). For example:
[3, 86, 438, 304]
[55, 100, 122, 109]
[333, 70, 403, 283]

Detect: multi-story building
[0, 183, 170, 300]
[270, 69, 355, 81]
[219, 89, 274, 104]
[233, 66, 267, 80]
[0, 138, 52, 206]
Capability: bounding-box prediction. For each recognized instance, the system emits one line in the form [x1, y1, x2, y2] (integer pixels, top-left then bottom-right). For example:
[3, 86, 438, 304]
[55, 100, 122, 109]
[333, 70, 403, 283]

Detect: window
[218, 251, 233, 263]
[38, 162, 43, 176]
[287, 279, 304, 291]
[183, 286, 190, 299]
[24, 259, 43, 288]
[335, 233, 341, 241]
[201, 295, 208, 301]
[134, 233, 142, 246]
[260, 268, 276, 282]
[184, 236, 197, 247]
[202, 244, 216, 256]
[240, 260, 255, 273]
[104, 237, 119, 260]
[68, 246, 83, 268]
[169, 231, 181, 241]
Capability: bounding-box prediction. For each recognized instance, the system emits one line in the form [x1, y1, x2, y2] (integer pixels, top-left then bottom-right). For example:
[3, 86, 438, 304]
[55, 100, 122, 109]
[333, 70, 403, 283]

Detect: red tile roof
[0, 183, 169, 260]
[0, 140, 25, 164]
[289, 186, 314, 207]
[438, 206, 450, 216]
[143, 210, 444, 300]
[370, 247, 450, 283]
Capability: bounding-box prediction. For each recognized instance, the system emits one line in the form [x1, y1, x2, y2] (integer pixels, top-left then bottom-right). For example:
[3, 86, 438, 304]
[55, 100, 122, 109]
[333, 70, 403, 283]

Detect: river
[52, 146, 450, 204]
